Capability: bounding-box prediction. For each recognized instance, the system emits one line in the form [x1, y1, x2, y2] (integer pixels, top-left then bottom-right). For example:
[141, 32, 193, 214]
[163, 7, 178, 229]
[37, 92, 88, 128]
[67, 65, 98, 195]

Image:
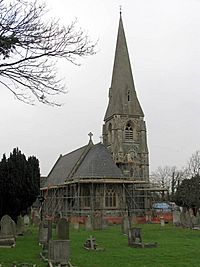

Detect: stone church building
[41, 14, 152, 222]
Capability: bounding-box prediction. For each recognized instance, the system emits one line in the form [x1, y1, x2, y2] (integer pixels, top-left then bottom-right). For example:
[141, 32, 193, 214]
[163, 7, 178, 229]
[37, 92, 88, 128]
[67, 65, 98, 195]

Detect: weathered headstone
[73, 222, 80, 230]
[16, 216, 25, 236]
[48, 219, 70, 265]
[0, 215, 16, 238]
[102, 218, 108, 230]
[131, 214, 137, 225]
[38, 220, 48, 245]
[128, 227, 142, 246]
[180, 211, 187, 227]
[172, 210, 181, 226]
[185, 211, 193, 228]
[196, 212, 200, 226]
[93, 212, 102, 230]
[57, 218, 69, 240]
[122, 216, 130, 234]
[0, 215, 16, 247]
[23, 215, 30, 226]
[128, 227, 157, 248]
[48, 240, 70, 264]
[85, 215, 93, 231]
[160, 217, 165, 227]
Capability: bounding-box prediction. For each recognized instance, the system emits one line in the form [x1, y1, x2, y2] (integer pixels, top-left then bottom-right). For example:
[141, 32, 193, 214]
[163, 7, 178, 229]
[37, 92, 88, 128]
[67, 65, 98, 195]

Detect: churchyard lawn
[0, 223, 200, 267]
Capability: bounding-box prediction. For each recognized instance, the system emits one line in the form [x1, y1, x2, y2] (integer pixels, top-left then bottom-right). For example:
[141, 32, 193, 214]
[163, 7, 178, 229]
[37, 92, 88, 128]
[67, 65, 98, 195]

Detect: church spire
[104, 14, 144, 121]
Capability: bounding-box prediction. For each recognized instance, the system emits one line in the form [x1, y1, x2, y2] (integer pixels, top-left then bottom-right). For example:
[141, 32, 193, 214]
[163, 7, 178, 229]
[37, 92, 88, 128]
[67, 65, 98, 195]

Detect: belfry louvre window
[105, 187, 117, 207]
[125, 123, 133, 140]
[127, 90, 130, 101]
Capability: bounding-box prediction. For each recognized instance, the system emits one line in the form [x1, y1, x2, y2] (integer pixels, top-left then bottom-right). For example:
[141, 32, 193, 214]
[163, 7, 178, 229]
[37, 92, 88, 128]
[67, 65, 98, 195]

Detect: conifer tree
[0, 148, 40, 220]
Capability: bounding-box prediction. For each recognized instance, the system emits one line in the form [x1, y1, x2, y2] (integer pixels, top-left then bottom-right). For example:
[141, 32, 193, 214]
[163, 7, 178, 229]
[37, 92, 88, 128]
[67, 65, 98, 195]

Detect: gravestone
[0, 215, 16, 247]
[40, 220, 52, 261]
[128, 227, 142, 245]
[73, 222, 80, 231]
[48, 218, 70, 265]
[122, 216, 130, 234]
[102, 218, 108, 230]
[172, 210, 181, 226]
[0, 215, 16, 238]
[93, 212, 102, 230]
[83, 235, 104, 251]
[38, 220, 48, 245]
[16, 216, 25, 236]
[23, 215, 30, 226]
[160, 217, 165, 227]
[48, 240, 70, 264]
[180, 211, 187, 227]
[196, 212, 200, 226]
[131, 214, 137, 225]
[185, 211, 193, 228]
[85, 215, 93, 231]
[57, 218, 69, 240]
[128, 227, 157, 248]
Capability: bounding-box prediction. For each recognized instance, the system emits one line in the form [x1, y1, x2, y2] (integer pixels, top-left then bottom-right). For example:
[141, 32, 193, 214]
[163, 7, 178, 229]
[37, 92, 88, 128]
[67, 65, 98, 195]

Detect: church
[41, 14, 152, 223]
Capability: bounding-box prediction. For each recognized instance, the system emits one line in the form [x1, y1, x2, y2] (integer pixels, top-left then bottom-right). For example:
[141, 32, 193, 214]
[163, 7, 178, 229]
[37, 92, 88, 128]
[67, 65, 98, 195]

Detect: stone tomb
[0, 215, 16, 247]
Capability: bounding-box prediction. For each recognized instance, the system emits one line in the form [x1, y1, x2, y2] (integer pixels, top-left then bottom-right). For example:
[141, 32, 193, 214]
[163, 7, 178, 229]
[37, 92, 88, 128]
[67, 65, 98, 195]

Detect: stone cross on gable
[88, 132, 93, 142]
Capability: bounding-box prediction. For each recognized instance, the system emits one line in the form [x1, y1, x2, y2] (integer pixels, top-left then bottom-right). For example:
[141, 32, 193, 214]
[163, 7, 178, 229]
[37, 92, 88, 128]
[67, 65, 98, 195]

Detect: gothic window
[105, 186, 117, 208]
[82, 187, 90, 208]
[127, 90, 130, 101]
[125, 122, 133, 141]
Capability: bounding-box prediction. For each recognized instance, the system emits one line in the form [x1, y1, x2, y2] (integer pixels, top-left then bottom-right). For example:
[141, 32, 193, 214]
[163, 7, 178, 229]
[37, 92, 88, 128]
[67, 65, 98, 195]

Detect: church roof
[104, 14, 144, 121]
[45, 142, 123, 187]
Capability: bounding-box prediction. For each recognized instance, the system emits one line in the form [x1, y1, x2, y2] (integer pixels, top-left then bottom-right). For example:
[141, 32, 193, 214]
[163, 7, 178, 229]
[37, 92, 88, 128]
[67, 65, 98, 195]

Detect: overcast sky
[1, 0, 200, 176]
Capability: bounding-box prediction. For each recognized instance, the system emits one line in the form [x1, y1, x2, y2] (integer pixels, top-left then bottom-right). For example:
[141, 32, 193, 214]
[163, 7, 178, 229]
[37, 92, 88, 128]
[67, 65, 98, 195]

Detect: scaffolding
[40, 177, 162, 220]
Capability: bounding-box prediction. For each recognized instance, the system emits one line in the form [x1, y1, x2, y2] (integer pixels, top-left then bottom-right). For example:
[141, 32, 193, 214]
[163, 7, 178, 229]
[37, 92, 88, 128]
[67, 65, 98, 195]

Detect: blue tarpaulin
[152, 202, 171, 212]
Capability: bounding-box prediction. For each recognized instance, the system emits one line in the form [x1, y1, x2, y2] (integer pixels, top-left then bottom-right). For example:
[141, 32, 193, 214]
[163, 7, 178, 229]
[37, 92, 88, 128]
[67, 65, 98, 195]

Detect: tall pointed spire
[102, 14, 149, 181]
[104, 14, 144, 121]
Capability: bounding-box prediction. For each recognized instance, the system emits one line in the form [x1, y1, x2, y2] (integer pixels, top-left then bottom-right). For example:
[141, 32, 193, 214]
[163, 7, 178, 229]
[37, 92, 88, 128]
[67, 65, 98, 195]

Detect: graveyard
[1, 221, 200, 267]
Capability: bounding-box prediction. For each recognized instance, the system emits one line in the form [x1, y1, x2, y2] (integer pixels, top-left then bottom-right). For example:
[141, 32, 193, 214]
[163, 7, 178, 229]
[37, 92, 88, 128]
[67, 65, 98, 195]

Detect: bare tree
[150, 166, 185, 200]
[0, 0, 96, 106]
[186, 150, 200, 178]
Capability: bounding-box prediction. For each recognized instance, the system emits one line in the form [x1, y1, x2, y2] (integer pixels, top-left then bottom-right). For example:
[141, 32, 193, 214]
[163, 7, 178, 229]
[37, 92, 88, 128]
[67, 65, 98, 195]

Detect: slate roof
[44, 142, 123, 188]
[104, 14, 144, 121]
[73, 143, 123, 179]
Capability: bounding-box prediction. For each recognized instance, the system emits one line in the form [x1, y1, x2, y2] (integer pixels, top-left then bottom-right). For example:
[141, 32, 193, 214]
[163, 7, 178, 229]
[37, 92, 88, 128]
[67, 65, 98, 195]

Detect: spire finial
[88, 132, 93, 142]
[119, 5, 122, 16]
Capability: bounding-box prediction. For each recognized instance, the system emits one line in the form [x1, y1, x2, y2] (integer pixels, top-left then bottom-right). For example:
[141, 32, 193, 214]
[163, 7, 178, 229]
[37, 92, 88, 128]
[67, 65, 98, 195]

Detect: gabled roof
[104, 14, 144, 121]
[73, 143, 123, 179]
[44, 142, 123, 187]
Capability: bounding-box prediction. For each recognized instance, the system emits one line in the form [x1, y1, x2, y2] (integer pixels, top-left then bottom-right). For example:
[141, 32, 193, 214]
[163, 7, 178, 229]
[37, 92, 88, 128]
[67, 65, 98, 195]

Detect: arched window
[105, 186, 117, 207]
[82, 187, 90, 207]
[125, 122, 133, 141]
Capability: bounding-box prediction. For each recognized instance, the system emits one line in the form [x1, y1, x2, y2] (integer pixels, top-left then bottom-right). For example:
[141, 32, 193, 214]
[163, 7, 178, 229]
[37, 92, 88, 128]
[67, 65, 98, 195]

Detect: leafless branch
[0, 0, 96, 105]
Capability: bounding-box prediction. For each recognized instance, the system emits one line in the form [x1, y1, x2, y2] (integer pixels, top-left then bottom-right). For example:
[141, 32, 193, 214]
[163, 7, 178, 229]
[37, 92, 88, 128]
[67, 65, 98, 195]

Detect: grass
[1, 223, 200, 267]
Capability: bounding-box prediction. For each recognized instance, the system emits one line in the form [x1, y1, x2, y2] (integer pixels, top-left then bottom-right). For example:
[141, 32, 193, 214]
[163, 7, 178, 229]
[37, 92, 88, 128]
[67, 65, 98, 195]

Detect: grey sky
[1, 0, 200, 175]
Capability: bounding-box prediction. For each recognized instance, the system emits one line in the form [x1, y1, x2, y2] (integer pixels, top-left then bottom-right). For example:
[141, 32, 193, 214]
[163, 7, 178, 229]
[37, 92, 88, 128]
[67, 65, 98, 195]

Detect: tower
[102, 13, 149, 181]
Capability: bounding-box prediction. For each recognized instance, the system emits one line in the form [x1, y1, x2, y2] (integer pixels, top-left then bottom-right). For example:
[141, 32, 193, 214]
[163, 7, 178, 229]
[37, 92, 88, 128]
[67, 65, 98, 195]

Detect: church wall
[103, 114, 149, 181]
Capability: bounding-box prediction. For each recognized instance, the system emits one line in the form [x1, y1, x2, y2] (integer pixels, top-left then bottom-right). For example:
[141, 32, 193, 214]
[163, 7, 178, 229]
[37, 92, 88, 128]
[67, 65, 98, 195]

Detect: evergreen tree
[174, 174, 200, 215]
[0, 148, 40, 220]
